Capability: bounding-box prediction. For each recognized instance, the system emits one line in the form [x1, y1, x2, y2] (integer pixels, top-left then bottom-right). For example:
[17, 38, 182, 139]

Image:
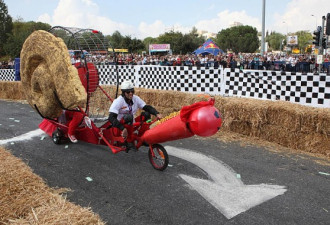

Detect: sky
[4, 0, 330, 39]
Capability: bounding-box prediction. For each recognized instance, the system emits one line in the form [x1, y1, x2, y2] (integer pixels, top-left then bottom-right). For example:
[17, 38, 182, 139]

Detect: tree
[3, 21, 51, 58]
[105, 31, 145, 53]
[295, 30, 313, 53]
[0, 0, 13, 56]
[143, 37, 157, 53]
[106, 31, 124, 49]
[181, 27, 205, 54]
[215, 25, 259, 53]
[266, 31, 286, 51]
[128, 37, 145, 53]
[157, 31, 183, 54]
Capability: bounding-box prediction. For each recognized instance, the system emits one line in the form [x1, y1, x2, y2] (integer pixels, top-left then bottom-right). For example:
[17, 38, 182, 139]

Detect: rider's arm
[108, 112, 124, 130]
[142, 105, 159, 116]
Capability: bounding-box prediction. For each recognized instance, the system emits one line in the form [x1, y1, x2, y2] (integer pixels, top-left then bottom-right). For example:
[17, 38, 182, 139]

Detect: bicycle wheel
[148, 144, 169, 171]
[52, 128, 63, 145]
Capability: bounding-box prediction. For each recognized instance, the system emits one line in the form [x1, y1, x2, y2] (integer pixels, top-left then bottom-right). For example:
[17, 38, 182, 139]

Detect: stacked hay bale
[216, 97, 329, 156]
[0, 81, 24, 100]
[0, 147, 105, 224]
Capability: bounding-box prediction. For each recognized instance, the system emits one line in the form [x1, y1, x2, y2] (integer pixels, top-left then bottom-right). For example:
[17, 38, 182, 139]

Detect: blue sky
[5, 0, 329, 39]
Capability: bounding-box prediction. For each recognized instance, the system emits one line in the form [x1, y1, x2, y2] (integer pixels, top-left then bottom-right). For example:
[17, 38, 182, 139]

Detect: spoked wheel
[148, 144, 169, 171]
[52, 128, 63, 145]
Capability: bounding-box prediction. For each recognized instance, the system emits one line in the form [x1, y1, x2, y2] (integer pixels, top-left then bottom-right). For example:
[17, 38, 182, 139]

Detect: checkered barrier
[0, 69, 15, 81]
[225, 68, 330, 108]
[96, 65, 223, 95]
[97, 64, 135, 85]
[1, 66, 329, 108]
[136, 65, 223, 95]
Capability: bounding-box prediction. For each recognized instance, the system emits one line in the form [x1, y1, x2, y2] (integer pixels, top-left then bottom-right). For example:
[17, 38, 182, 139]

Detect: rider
[108, 80, 162, 151]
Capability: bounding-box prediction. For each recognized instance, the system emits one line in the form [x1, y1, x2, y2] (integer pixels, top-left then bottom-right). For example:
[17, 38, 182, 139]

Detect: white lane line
[0, 129, 45, 145]
[166, 146, 287, 219]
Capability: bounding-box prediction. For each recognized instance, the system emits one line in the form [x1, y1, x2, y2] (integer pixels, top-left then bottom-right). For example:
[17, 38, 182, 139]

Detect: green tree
[157, 31, 183, 54]
[106, 31, 145, 53]
[215, 25, 259, 53]
[143, 37, 157, 53]
[128, 37, 145, 53]
[3, 21, 51, 58]
[0, 0, 13, 56]
[106, 31, 124, 49]
[266, 31, 285, 51]
[181, 27, 205, 54]
[295, 30, 313, 53]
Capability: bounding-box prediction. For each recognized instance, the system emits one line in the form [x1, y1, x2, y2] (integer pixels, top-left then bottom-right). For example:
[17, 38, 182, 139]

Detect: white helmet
[120, 80, 134, 90]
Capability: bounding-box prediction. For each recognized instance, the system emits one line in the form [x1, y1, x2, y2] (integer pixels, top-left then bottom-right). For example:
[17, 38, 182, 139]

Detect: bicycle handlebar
[125, 117, 158, 128]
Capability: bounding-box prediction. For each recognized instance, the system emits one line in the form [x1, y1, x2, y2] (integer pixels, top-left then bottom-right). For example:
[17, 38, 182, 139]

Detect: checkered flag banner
[224, 68, 329, 108]
[0, 69, 15, 81]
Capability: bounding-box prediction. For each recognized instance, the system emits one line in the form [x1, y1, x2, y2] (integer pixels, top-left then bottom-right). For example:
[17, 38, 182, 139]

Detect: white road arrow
[165, 146, 287, 219]
[0, 129, 44, 145]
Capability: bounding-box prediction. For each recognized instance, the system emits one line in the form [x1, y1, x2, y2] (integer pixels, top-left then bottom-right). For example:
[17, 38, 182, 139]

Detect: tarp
[193, 39, 224, 56]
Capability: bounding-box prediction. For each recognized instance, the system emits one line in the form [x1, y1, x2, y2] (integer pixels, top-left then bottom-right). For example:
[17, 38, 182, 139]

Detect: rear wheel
[52, 128, 63, 144]
[148, 144, 169, 171]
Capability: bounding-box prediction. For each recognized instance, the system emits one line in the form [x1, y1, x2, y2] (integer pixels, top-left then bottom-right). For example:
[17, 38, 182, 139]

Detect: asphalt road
[0, 100, 329, 225]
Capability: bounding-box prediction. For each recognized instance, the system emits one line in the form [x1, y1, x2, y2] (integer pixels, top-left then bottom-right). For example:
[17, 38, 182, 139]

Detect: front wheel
[148, 144, 169, 171]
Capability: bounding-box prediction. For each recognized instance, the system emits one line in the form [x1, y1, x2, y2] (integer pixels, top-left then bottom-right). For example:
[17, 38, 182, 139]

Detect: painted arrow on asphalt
[0, 129, 44, 145]
[165, 146, 287, 219]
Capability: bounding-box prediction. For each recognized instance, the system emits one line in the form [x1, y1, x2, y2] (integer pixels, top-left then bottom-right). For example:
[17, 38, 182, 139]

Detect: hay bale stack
[0, 147, 105, 224]
[0, 81, 24, 100]
[213, 97, 330, 156]
[20, 30, 87, 118]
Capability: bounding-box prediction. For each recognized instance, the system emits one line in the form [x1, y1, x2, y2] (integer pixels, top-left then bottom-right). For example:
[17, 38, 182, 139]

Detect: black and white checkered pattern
[97, 65, 135, 86]
[0, 69, 15, 81]
[137, 65, 223, 95]
[0, 66, 329, 108]
[225, 68, 330, 108]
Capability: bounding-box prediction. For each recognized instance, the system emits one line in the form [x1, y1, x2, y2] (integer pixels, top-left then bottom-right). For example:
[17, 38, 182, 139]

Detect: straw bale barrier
[0, 147, 105, 224]
[0, 82, 329, 157]
[20, 30, 87, 118]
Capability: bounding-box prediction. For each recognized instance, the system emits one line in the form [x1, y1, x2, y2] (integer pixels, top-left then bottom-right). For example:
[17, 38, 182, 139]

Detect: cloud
[35, 0, 329, 40]
[137, 20, 166, 39]
[271, 0, 329, 33]
[37, 0, 134, 36]
[195, 10, 261, 33]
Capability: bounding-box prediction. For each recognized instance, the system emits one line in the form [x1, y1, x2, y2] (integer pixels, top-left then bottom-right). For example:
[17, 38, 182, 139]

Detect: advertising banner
[149, 44, 171, 52]
[287, 36, 298, 46]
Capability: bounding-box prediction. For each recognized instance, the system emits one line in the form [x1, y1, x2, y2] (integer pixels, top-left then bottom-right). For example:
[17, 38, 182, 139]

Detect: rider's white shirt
[109, 95, 146, 120]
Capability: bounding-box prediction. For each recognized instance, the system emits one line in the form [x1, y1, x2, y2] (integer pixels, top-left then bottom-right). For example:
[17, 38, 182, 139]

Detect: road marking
[0, 129, 45, 145]
[165, 146, 287, 219]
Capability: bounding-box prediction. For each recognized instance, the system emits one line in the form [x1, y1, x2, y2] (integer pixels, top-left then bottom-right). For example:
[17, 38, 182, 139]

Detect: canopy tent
[193, 39, 224, 56]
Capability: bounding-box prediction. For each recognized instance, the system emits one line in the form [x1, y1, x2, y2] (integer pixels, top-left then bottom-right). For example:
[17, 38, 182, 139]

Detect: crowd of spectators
[2, 53, 330, 73]
[0, 59, 14, 69]
[83, 52, 330, 74]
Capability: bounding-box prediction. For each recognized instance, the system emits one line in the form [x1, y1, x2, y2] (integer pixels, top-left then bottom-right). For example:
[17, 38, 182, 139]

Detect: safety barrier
[0, 69, 15, 81]
[1, 65, 329, 108]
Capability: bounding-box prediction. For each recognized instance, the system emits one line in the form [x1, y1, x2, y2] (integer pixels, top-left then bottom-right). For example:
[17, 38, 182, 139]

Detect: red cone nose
[188, 105, 222, 137]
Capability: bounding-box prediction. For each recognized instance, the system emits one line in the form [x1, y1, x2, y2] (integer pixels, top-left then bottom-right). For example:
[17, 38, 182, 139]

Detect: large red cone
[141, 99, 222, 145]
[141, 115, 194, 145]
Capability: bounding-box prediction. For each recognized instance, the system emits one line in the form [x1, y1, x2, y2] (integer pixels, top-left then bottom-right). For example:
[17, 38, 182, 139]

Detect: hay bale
[0, 81, 24, 100]
[0, 147, 105, 224]
[20, 30, 87, 118]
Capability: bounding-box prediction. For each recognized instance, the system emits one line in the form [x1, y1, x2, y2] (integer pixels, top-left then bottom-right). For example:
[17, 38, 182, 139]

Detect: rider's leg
[67, 111, 84, 143]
